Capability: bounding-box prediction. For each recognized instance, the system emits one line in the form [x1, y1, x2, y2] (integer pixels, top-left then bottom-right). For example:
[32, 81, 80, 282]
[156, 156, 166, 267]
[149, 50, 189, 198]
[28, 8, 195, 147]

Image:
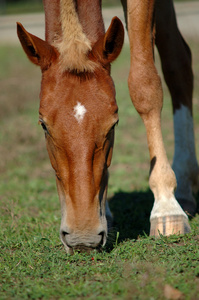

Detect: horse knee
[128, 66, 163, 118]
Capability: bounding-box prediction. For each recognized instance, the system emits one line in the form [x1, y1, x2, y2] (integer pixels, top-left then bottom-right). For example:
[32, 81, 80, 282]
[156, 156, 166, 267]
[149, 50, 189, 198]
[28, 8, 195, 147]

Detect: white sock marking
[150, 194, 187, 220]
[74, 102, 87, 122]
[150, 105, 198, 220]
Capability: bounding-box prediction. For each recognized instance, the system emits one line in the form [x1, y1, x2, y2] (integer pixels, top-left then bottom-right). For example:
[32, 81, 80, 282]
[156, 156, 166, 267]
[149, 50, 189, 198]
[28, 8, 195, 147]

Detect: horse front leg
[127, 0, 191, 236]
[155, 0, 199, 217]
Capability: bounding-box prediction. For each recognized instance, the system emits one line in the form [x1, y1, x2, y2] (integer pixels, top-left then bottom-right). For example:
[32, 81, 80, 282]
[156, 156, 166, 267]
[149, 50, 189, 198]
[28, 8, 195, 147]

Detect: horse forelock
[54, 0, 97, 73]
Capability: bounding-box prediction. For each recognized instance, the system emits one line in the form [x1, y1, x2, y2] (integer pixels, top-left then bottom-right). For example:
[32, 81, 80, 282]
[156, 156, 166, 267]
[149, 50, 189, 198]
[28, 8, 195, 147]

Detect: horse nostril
[60, 230, 71, 247]
[61, 231, 69, 237]
[98, 231, 105, 246]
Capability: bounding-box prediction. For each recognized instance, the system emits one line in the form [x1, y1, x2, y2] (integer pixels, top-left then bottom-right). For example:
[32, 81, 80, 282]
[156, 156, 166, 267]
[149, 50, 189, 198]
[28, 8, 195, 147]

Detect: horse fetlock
[173, 159, 199, 215]
[174, 171, 197, 203]
[149, 162, 177, 200]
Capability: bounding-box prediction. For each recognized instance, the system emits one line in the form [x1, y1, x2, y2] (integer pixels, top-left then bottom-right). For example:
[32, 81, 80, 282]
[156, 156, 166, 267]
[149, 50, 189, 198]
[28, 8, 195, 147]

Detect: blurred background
[1, 0, 199, 193]
[0, 0, 196, 15]
[0, 0, 121, 15]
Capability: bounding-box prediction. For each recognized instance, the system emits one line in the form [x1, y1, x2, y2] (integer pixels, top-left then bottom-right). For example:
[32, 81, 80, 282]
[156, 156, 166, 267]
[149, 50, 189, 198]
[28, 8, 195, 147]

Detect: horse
[17, 0, 199, 254]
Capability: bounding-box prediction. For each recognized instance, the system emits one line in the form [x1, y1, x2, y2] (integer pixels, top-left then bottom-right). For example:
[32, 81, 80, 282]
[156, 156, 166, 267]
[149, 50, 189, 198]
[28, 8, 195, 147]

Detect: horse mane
[54, 0, 97, 73]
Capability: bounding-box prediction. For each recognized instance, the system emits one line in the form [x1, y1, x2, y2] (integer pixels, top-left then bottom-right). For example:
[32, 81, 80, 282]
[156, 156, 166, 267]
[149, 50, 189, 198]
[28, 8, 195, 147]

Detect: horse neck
[76, 0, 105, 45]
[43, 0, 61, 43]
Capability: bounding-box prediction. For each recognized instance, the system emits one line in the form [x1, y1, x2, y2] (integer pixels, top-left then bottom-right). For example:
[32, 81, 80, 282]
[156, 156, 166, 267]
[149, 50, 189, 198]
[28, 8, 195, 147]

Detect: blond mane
[54, 0, 96, 73]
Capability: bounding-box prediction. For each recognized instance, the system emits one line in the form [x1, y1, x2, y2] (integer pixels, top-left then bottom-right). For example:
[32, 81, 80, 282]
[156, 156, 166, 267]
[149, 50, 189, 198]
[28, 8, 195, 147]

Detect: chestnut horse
[17, 0, 198, 254]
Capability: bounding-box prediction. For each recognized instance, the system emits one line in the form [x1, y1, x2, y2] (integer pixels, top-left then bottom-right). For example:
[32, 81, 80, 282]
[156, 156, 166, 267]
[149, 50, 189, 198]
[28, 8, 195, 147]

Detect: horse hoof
[150, 215, 191, 237]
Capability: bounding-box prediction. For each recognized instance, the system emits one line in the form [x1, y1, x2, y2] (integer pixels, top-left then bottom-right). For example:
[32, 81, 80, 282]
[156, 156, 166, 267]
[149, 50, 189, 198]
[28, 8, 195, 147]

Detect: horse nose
[60, 229, 106, 253]
[98, 231, 106, 246]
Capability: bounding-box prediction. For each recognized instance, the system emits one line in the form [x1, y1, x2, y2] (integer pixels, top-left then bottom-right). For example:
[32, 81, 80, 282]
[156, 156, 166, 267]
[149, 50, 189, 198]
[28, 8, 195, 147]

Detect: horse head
[17, 0, 124, 253]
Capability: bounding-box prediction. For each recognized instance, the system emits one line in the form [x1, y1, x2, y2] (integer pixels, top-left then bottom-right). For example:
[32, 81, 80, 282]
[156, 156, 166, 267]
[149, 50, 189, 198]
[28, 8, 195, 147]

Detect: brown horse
[17, 0, 198, 254]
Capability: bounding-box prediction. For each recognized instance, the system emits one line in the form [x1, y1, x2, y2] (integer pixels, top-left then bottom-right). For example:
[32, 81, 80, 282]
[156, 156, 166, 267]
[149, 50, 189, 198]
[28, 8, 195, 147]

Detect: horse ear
[17, 22, 56, 71]
[93, 17, 124, 66]
[103, 17, 124, 62]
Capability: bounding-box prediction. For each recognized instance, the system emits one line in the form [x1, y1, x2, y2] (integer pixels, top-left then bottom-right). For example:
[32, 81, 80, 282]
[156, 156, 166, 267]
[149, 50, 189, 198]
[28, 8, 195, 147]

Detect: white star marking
[73, 102, 87, 122]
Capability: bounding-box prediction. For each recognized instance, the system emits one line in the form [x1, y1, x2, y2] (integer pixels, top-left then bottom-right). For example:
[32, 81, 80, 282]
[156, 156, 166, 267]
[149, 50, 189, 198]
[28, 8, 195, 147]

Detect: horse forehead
[40, 70, 117, 123]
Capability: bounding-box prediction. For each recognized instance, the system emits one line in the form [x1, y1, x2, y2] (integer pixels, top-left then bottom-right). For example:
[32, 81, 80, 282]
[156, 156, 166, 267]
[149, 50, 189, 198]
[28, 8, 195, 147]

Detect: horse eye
[105, 121, 118, 139]
[110, 120, 119, 133]
[41, 122, 47, 132]
[39, 119, 48, 134]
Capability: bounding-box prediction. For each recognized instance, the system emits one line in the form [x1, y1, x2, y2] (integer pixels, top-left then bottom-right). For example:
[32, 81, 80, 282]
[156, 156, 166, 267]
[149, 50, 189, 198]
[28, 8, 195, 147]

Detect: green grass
[0, 0, 195, 15]
[0, 1, 43, 15]
[0, 0, 121, 15]
[1, 38, 199, 299]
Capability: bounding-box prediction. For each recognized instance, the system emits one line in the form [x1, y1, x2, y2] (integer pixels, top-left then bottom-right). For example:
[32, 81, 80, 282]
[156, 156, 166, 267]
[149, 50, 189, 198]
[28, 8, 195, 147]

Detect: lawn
[0, 32, 199, 299]
[1, 0, 197, 15]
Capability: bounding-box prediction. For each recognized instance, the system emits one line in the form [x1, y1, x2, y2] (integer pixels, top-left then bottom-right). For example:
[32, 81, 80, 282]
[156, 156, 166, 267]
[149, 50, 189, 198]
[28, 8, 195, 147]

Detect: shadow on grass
[107, 189, 199, 248]
[108, 189, 154, 244]
[195, 191, 199, 215]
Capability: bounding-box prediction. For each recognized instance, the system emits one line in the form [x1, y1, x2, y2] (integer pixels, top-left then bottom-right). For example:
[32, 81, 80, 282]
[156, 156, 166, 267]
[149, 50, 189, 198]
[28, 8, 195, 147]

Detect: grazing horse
[17, 0, 198, 254]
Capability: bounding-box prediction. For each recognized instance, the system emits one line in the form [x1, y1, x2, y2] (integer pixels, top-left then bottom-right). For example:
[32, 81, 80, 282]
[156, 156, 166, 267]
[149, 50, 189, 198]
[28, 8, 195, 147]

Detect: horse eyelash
[41, 122, 48, 132]
[110, 120, 119, 132]
[38, 119, 49, 134]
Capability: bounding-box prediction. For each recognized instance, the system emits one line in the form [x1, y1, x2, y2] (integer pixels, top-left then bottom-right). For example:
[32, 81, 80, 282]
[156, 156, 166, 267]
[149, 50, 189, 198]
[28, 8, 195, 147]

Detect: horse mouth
[66, 244, 103, 254]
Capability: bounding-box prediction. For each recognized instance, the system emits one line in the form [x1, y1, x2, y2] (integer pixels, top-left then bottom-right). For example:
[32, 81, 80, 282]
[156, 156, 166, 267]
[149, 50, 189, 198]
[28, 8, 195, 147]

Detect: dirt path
[1, 1, 199, 45]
